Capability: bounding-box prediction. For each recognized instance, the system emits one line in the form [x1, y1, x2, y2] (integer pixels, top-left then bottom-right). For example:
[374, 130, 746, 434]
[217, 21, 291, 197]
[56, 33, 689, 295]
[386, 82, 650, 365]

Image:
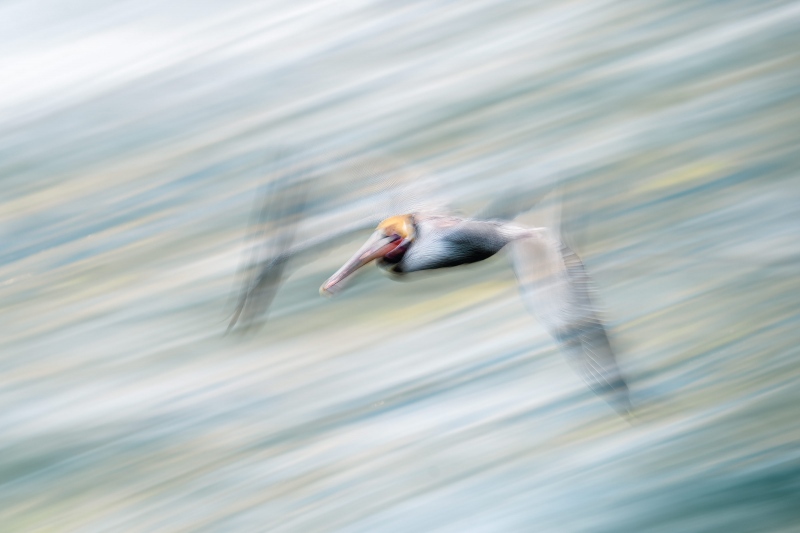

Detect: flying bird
[228, 152, 631, 416]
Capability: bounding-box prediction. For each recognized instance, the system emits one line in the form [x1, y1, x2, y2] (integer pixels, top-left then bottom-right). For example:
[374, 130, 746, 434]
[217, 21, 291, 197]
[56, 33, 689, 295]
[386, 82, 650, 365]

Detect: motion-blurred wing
[227, 162, 310, 333]
[510, 229, 631, 415]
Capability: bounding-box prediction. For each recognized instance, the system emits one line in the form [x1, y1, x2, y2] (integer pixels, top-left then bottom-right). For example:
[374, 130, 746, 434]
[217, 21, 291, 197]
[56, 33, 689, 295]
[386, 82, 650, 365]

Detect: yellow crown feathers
[377, 214, 416, 240]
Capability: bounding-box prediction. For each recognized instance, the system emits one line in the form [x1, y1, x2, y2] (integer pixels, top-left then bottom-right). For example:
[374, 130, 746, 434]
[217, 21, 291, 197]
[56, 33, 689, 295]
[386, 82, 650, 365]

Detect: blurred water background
[2, 0, 800, 531]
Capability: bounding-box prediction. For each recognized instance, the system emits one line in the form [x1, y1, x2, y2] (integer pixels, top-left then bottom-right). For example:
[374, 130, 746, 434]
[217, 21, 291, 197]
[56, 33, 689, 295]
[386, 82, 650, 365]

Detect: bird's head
[320, 214, 415, 296]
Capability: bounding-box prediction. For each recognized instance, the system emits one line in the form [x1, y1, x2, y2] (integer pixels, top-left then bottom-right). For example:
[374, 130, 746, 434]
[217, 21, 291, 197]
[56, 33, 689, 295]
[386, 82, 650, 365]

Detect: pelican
[228, 154, 631, 416]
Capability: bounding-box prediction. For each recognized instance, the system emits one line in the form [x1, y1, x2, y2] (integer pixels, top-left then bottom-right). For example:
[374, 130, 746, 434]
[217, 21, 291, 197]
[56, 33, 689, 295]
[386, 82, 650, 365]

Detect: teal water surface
[1, 1, 799, 531]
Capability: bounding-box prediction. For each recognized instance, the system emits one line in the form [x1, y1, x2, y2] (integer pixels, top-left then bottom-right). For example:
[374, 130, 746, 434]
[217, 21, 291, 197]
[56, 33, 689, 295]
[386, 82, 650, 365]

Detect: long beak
[320, 231, 399, 296]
